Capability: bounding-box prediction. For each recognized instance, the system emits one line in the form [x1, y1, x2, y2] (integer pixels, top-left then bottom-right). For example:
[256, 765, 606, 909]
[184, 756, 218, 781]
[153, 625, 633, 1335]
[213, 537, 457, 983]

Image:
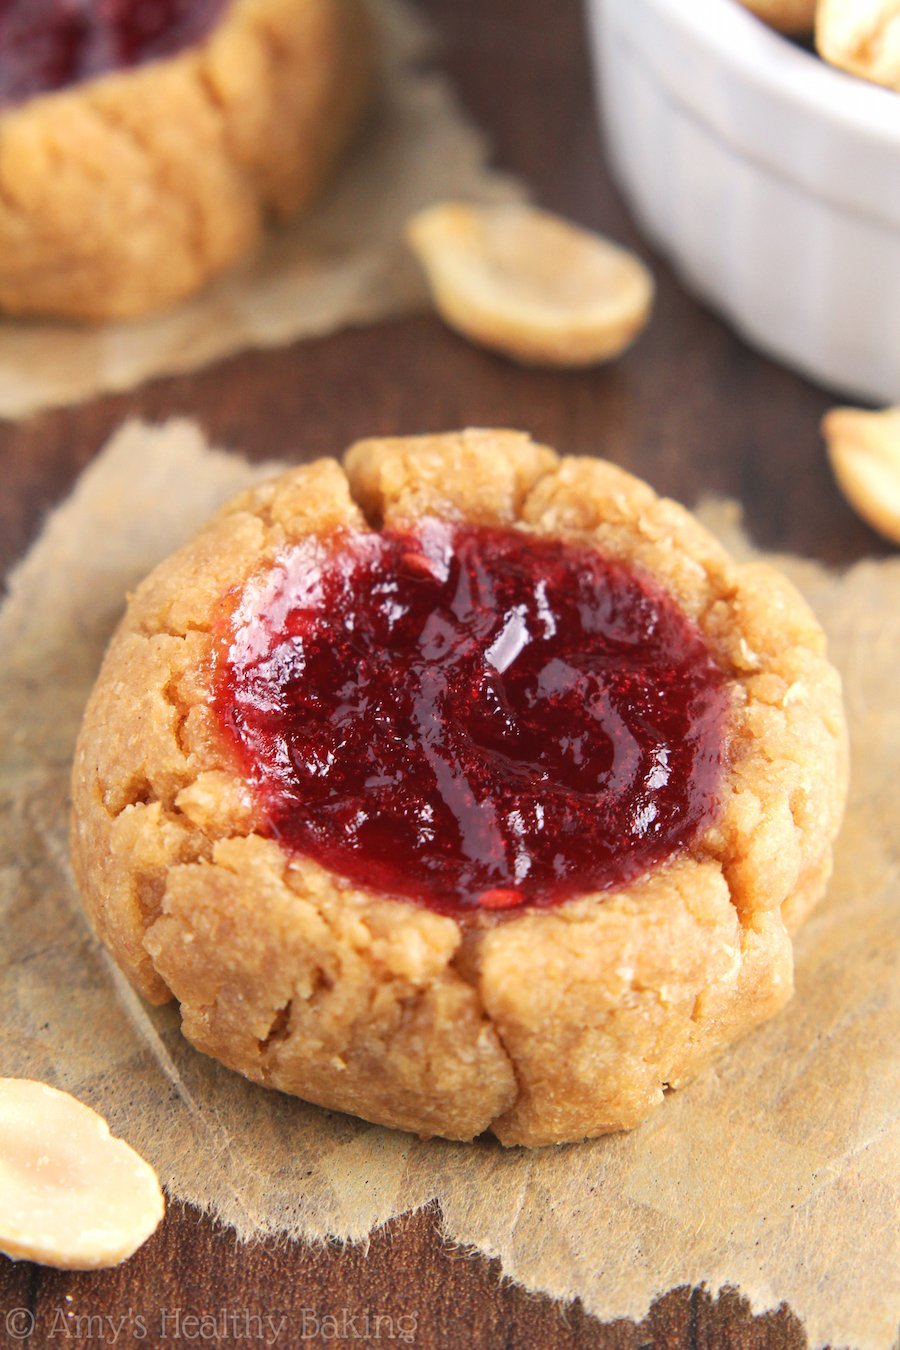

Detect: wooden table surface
[0, 1, 885, 1346]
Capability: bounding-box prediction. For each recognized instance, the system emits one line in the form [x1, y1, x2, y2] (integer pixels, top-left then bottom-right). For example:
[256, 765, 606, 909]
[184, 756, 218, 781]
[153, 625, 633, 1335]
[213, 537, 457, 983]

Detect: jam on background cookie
[0, 0, 374, 320]
[70, 431, 848, 1147]
[0, 0, 231, 105]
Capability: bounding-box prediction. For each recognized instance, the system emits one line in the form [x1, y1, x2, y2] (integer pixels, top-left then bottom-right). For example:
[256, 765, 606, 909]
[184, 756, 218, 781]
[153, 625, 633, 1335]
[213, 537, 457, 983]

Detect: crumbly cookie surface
[0, 0, 373, 321]
[70, 432, 848, 1146]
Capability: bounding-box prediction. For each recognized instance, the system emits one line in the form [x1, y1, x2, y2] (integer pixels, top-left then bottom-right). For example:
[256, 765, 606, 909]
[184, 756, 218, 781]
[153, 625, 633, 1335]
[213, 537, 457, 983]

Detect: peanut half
[816, 0, 900, 90]
[0, 1079, 164, 1269]
[822, 406, 900, 545]
[406, 202, 654, 368]
[737, 0, 817, 35]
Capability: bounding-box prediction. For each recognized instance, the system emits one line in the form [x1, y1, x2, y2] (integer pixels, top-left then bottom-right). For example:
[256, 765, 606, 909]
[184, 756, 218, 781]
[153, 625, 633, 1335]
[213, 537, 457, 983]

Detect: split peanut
[738, 0, 900, 90]
[822, 406, 900, 545]
[406, 202, 654, 368]
[0, 1079, 164, 1269]
[816, 0, 900, 89]
[738, 0, 818, 34]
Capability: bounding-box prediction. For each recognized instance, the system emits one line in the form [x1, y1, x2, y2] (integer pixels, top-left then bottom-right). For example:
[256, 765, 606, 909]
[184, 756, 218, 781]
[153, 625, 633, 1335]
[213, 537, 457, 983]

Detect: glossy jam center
[215, 521, 729, 916]
[0, 0, 228, 108]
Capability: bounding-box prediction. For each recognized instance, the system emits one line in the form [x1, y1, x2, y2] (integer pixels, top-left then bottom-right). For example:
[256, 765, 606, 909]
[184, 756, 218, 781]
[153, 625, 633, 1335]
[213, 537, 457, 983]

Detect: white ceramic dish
[589, 0, 900, 403]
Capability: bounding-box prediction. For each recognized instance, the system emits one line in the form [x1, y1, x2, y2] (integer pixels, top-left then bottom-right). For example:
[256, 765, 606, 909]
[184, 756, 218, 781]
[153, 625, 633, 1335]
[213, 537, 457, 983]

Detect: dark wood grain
[0, 1202, 810, 1350]
[0, 0, 878, 1345]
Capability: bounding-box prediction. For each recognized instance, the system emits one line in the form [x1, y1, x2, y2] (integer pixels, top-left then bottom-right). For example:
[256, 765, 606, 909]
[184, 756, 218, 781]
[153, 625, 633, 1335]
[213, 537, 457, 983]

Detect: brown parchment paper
[0, 0, 522, 422]
[2, 421, 898, 1350]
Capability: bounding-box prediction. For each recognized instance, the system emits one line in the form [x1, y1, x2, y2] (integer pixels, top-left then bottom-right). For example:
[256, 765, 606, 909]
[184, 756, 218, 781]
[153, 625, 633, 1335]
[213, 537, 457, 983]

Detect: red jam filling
[0, 0, 228, 108]
[214, 521, 729, 917]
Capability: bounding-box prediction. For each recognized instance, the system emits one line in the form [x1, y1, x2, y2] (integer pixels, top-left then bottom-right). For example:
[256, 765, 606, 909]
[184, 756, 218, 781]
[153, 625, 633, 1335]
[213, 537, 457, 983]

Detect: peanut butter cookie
[71, 432, 848, 1146]
[0, 0, 373, 320]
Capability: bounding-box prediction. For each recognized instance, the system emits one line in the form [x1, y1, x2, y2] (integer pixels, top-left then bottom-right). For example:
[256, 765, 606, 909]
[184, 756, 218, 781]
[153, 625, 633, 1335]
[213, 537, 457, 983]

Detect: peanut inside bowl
[739, 0, 900, 90]
[738, 0, 817, 35]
